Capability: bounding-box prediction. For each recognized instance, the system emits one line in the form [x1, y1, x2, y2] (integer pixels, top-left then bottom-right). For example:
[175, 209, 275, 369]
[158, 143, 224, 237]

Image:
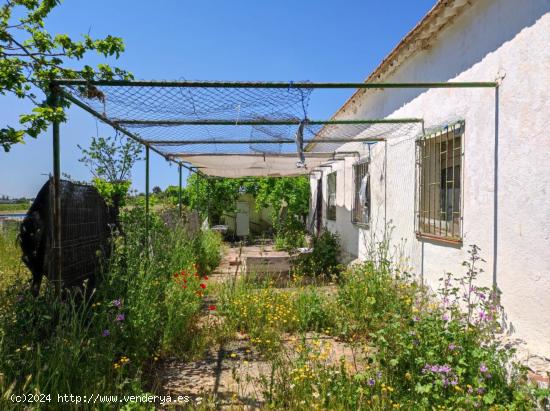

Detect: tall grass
[0, 205, 222, 409]
[0, 224, 28, 292]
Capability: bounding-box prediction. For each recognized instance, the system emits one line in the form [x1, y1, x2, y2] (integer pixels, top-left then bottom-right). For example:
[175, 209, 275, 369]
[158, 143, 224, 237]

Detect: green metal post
[50, 85, 62, 297]
[145, 146, 150, 241]
[54, 79, 498, 89]
[178, 163, 183, 216]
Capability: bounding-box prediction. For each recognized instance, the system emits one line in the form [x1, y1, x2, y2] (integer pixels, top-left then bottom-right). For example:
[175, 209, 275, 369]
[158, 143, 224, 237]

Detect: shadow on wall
[350, 0, 548, 119]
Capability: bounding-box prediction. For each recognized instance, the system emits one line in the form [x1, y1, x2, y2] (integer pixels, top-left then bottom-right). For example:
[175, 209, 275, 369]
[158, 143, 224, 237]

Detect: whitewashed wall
[309, 0, 550, 358]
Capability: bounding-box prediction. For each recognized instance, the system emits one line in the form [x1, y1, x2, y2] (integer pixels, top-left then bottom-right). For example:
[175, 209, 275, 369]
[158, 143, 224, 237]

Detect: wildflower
[479, 363, 488, 373]
[230, 353, 237, 358]
[413, 316, 420, 322]
[102, 329, 110, 337]
[203, 276, 208, 280]
[208, 305, 216, 311]
[442, 313, 449, 321]
[405, 372, 412, 380]
[200, 283, 206, 289]
[115, 313, 125, 322]
[448, 343, 456, 351]
[477, 387, 485, 394]
[112, 299, 121, 308]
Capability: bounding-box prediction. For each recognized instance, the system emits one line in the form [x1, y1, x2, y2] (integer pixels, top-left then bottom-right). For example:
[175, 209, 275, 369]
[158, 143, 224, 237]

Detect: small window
[416, 122, 464, 242]
[326, 172, 337, 221]
[352, 160, 370, 225]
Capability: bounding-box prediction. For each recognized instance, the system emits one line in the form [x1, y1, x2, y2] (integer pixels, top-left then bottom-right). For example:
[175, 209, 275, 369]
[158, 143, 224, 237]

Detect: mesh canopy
[59, 81, 423, 177]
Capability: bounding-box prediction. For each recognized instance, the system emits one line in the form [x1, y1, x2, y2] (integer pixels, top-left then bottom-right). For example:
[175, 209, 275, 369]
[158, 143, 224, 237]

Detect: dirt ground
[153, 244, 352, 410]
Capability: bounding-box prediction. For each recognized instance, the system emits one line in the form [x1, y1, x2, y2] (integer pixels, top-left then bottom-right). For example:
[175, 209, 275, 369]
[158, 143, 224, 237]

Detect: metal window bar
[352, 160, 370, 225]
[416, 122, 464, 241]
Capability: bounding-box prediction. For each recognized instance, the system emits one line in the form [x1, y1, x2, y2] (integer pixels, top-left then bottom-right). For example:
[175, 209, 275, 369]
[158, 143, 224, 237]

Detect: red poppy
[200, 283, 206, 289]
[173, 272, 179, 278]
[208, 305, 216, 311]
[182, 285, 187, 289]
[203, 276, 209, 280]
[183, 279, 187, 283]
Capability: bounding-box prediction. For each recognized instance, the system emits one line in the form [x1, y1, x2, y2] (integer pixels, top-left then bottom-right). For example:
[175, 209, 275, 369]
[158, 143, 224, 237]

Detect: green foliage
[185, 173, 242, 222]
[293, 230, 342, 279]
[183, 175, 310, 231]
[194, 229, 222, 273]
[0, 202, 28, 212]
[219, 280, 335, 356]
[0, 223, 28, 292]
[293, 287, 334, 332]
[274, 228, 306, 251]
[78, 135, 142, 182]
[221, 243, 543, 409]
[0, 0, 131, 152]
[78, 134, 141, 206]
[326, 244, 540, 409]
[92, 178, 131, 207]
[254, 176, 310, 222]
[0, 206, 222, 408]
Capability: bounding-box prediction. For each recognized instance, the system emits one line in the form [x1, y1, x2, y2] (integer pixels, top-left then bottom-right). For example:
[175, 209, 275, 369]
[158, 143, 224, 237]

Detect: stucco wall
[309, 0, 550, 358]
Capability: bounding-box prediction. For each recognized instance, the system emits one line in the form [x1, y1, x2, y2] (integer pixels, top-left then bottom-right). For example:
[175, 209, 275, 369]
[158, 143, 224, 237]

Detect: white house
[307, 0, 550, 369]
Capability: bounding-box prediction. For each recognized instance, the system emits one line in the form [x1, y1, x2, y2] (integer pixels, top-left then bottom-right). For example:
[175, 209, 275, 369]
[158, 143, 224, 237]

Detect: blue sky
[0, 0, 435, 198]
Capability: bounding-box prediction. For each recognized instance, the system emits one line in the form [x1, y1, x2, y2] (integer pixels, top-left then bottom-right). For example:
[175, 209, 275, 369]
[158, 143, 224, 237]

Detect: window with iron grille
[416, 122, 464, 242]
[352, 160, 370, 226]
[326, 172, 337, 221]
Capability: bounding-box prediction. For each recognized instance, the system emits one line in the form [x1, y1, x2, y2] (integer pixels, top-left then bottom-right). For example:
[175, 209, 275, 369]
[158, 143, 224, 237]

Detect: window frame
[351, 159, 370, 227]
[326, 171, 337, 221]
[415, 121, 465, 244]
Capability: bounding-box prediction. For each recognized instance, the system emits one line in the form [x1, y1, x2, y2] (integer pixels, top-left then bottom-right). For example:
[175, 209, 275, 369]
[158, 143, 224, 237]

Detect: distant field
[0, 202, 29, 213]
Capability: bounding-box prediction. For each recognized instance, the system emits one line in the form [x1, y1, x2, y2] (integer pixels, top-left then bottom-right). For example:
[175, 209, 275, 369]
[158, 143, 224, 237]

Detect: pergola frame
[47, 79, 498, 295]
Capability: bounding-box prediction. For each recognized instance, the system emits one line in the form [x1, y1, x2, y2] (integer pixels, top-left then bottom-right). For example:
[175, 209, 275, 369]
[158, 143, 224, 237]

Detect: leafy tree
[152, 186, 162, 195]
[78, 134, 141, 207]
[0, 0, 131, 152]
[185, 173, 243, 223]
[254, 176, 310, 224]
[163, 185, 189, 206]
[184, 174, 310, 238]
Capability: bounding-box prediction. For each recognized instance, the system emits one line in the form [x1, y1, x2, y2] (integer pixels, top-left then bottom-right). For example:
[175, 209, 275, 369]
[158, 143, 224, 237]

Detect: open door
[316, 178, 323, 235]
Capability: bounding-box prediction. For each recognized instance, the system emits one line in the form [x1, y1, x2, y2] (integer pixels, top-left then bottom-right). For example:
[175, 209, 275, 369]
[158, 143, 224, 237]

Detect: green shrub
[293, 230, 342, 280]
[0, 204, 222, 409]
